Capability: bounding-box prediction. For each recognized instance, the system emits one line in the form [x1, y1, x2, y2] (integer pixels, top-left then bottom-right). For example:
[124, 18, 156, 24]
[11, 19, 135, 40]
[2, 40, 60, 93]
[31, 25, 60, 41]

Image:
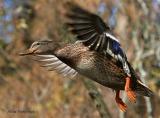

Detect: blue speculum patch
[112, 40, 123, 55]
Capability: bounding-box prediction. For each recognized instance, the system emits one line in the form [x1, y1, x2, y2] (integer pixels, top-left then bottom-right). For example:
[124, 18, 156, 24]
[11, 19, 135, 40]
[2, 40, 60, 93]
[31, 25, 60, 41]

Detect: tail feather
[135, 81, 153, 97]
[127, 62, 153, 97]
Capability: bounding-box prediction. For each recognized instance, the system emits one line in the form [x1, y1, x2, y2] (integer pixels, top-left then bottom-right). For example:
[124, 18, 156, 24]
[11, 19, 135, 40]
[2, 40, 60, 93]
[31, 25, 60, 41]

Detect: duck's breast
[76, 52, 125, 90]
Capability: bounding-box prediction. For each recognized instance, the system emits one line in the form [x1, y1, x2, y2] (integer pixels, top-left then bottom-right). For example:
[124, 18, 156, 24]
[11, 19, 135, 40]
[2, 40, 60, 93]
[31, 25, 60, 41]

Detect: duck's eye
[36, 42, 40, 45]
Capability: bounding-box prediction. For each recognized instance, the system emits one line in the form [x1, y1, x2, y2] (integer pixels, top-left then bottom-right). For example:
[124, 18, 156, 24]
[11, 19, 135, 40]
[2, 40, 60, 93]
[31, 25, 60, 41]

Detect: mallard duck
[19, 3, 153, 112]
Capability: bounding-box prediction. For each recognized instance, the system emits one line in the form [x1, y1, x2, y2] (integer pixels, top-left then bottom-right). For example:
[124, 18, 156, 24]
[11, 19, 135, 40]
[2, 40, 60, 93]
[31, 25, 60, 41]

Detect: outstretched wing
[33, 54, 78, 78]
[65, 3, 132, 76]
[66, 3, 126, 61]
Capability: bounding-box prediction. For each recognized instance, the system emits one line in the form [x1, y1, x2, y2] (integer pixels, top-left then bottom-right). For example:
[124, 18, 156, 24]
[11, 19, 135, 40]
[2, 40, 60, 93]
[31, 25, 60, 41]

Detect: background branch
[82, 77, 112, 118]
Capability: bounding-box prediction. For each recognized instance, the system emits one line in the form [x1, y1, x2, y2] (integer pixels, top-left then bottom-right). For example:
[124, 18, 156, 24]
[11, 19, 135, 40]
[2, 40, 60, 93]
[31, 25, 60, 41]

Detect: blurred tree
[0, 0, 160, 118]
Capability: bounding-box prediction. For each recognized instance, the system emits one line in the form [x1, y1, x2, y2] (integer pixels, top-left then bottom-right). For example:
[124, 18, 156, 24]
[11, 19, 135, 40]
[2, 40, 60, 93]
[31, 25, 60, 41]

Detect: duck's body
[55, 43, 125, 89]
[53, 42, 151, 95]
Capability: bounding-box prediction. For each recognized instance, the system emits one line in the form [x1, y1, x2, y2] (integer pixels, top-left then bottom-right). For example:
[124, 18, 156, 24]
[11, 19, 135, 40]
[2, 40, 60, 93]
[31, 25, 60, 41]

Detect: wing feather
[33, 55, 78, 78]
[65, 3, 132, 77]
[66, 3, 126, 62]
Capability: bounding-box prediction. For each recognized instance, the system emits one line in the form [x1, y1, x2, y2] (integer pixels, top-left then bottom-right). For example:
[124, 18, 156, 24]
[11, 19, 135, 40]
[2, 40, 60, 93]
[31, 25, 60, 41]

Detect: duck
[19, 3, 153, 112]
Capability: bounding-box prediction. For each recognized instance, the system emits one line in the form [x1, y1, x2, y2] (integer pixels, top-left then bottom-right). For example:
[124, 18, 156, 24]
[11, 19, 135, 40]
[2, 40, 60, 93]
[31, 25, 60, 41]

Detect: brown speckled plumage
[45, 42, 149, 93]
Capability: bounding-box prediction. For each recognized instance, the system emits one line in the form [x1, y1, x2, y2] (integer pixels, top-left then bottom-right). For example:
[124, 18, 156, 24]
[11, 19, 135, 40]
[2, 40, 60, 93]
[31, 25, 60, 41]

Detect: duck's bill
[19, 49, 34, 56]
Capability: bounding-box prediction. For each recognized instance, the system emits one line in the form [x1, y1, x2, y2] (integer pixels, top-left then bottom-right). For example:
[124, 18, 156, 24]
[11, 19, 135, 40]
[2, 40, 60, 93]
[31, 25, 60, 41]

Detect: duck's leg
[115, 90, 127, 112]
[125, 77, 136, 103]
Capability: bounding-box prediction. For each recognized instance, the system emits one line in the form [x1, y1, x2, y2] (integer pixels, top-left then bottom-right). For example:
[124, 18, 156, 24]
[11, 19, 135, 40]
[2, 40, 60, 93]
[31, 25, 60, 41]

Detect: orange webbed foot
[125, 77, 137, 103]
[115, 90, 127, 112]
[116, 98, 127, 112]
[126, 89, 136, 103]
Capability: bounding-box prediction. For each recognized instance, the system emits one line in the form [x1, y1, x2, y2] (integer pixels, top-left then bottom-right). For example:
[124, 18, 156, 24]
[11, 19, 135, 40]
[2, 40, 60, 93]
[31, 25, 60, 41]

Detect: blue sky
[0, 0, 14, 43]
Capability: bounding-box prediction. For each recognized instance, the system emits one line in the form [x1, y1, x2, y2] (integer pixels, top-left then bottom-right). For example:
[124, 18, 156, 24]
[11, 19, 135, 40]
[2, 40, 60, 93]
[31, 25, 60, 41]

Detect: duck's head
[19, 39, 59, 56]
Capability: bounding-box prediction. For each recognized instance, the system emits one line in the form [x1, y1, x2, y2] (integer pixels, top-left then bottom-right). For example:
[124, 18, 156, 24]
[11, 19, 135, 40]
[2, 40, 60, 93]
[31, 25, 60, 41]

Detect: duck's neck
[42, 41, 62, 55]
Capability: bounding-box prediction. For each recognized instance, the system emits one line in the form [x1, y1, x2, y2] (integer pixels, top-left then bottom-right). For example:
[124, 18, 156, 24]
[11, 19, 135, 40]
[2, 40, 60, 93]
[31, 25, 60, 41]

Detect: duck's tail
[135, 80, 153, 97]
[127, 62, 153, 97]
